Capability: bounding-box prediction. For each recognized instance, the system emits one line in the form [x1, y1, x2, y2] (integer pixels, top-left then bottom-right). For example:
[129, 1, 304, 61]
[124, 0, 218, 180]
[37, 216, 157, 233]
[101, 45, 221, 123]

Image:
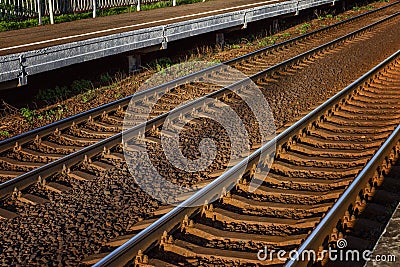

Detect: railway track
[93, 50, 400, 267]
[0, 1, 399, 183]
[0, 11, 396, 200]
[287, 126, 400, 267]
[0, 2, 398, 199]
[0, 3, 399, 266]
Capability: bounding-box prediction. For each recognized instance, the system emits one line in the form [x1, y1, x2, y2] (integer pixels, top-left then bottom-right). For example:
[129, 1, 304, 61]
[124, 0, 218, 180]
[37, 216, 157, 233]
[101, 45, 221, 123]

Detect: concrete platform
[0, 0, 335, 85]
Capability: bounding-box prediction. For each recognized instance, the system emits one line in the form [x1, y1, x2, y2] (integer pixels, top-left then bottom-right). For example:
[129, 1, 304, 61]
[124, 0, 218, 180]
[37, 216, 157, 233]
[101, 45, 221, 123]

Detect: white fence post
[93, 0, 96, 18]
[137, 0, 140, 11]
[173, 0, 176, 6]
[48, 0, 54, 24]
[37, 0, 42, 25]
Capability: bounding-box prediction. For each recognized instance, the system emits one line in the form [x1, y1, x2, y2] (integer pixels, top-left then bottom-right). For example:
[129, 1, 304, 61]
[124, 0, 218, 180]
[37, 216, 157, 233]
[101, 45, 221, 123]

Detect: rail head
[94, 49, 400, 267]
[287, 124, 400, 266]
[285, 124, 400, 267]
[1, 0, 397, 152]
[0, 4, 398, 266]
[2, 8, 398, 202]
[4, 10, 393, 200]
[284, 50, 400, 267]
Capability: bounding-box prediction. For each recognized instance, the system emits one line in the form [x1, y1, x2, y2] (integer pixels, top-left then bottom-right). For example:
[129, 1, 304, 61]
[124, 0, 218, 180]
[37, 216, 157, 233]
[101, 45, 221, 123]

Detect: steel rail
[93, 46, 400, 267]
[284, 128, 400, 267]
[1, 11, 397, 200]
[284, 51, 400, 267]
[1, 0, 398, 154]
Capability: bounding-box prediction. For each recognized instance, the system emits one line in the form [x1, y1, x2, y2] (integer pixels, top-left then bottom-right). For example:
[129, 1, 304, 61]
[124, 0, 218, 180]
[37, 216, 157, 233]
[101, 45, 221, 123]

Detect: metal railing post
[93, 0, 96, 18]
[48, 0, 54, 24]
[37, 0, 42, 25]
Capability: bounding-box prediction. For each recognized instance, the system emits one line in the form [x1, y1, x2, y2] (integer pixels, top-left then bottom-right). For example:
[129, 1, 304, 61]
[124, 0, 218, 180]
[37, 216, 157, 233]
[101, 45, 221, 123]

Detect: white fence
[0, 0, 170, 20]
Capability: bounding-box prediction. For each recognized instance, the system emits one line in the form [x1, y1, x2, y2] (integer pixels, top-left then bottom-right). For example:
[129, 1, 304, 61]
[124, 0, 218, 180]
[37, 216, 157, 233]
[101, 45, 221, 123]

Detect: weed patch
[296, 23, 311, 34]
[0, 130, 10, 137]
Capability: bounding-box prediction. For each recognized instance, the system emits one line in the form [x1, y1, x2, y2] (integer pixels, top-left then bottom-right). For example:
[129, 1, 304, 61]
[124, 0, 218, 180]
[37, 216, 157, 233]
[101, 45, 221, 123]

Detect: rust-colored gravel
[0, 8, 399, 266]
[0, 0, 394, 141]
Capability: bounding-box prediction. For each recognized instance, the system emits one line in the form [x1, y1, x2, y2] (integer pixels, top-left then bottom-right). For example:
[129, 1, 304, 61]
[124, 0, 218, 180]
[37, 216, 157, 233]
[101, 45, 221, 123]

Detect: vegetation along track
[0, 1, 399, 183]
[93, 50, 400, 267]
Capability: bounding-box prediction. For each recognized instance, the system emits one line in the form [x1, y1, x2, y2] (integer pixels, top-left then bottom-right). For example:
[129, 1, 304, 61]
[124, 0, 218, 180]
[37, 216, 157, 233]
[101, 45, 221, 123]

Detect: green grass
[318, 14, 336, 21]
[35, 78, 96, 108]
[35, 79, 92, 103]
[71, 79, 92, 92]
[256, 32, 290, 48]
[0, 0, 210, 32]
[20, 107, 37, 121]
[99, 73, 112, 84]
[227, 44, 241, 49]
[363, 5, 375, 10]
[35, 85, 69, 102]
[296, 23, 311, 34]
[141, 1, 170, 11]
[0, 130, 10, 137]
[280, 32, 291, 38]
[20, 105, 68, 122]
[258, 36, 279, 47]
[81, 89, 96, 103]
[148, 57, 173, 72]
